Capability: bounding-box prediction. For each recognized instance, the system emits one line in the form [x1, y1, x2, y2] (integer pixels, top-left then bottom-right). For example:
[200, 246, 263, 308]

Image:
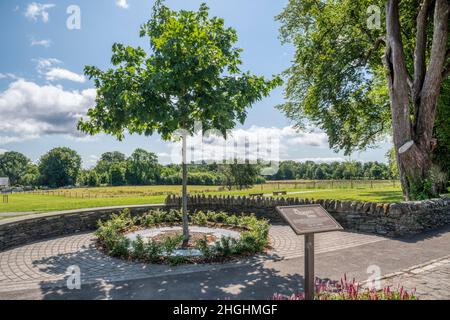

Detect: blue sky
[0, 0, 392, 168]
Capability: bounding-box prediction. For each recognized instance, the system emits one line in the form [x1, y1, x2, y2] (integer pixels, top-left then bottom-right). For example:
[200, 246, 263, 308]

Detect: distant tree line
[270, 159, 398, 181]
[0, 147, 397, 190]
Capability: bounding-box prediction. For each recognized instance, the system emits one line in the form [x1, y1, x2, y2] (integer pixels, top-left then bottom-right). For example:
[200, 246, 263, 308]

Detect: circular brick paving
[0, 226, 387, 292]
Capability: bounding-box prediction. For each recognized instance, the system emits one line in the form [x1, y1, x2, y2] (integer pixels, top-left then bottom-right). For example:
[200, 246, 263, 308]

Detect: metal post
[182, 135, 189, 244]
[304, 233, 315, 300]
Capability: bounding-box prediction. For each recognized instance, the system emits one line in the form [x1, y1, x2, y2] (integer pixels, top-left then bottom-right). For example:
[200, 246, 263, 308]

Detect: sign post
[276, 204, 343, 300]
[304, 233, 314, 300]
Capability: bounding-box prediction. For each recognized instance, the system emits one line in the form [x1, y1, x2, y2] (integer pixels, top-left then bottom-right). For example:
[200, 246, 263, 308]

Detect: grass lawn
[0, 184, 405, 215]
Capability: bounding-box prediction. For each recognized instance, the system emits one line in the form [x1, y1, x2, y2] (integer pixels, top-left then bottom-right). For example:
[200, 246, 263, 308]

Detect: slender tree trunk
[182, 134, 189, 247]
[384, 0, 449, 200]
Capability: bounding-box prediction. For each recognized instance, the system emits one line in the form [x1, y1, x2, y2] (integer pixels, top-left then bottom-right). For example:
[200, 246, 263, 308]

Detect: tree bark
[384, 0, 449, 200]
[182, 134, 189, 247]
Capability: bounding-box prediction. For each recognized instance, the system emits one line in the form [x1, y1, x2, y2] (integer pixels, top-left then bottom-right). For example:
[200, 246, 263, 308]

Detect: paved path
[1, 225, 450, 300]
[378, 255, 450, 300]
[0, 212, 35, 217]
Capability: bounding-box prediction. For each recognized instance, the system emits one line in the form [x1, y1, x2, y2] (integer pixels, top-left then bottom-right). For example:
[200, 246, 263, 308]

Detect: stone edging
[0, 204, 169, 251]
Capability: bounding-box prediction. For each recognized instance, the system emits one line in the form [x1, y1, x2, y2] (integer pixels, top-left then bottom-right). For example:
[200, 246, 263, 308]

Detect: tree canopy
[78, 0, 281, 243]
[38, 147, 82, 188]
[79, 1, 281, 141]
[277, 0, 449, 199]
[0, 151, 30, 186]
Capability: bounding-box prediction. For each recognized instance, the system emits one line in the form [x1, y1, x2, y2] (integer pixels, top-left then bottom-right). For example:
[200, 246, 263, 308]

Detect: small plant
[144, 240, 163, 263]
[131, 235, 145, 260]
[195, 236, 215, 260]
[272, 275, 417, 300]
[108, 236, 131, 258]
[191, 211, 208, 226]
[162, 234, 184, 256]
[167, 255, 190, 266]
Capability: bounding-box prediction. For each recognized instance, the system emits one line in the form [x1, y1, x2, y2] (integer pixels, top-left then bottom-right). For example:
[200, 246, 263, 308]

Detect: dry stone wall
[166, 195, 450, 237]
[1, 195, 449, 251]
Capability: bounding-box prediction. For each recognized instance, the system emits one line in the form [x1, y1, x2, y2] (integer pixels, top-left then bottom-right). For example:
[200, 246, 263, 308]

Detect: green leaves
[0, 151, 30, 186]
[38, 147, 82, 188]
[79, 1, 280, 142]
[277, 0, 390, 154]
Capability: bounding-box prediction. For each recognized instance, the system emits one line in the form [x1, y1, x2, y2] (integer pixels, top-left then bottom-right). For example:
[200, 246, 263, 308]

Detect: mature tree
[78, 1, 280, 244]
[21, 163, 40, 186]
[0, 151, 30, 186]
[314, 166, 326, 180]
[277, 0, 450, 200]
[125, 149, 161, 185]
[39, 147, 81, 188]
[110, 163, 126, 186]
[220, 160, 260, 190]
[95, 152, 126, 177]
[370, 162, 385, 179]
[86, 170, 100, 187]
[386, 148, 400, 179]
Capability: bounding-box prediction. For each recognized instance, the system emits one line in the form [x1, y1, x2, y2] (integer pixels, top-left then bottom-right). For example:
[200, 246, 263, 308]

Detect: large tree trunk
[182, 135, 189, 247]
[384, 0, 449, 200]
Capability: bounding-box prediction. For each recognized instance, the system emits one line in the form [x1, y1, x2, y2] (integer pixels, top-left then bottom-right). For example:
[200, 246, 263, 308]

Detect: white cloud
[83, 154, 100, 168]
[116, 0, 129, 9]
[30, 38, 52, 48]
[45, 68, 86, 83]
[165, 125, 330, 165]
[292, 157, 346, 163]
[33, 57, 62, 72]
[32, 58, 85, 83]
[0, 73, 20, 80]
[0, 80, 96, 144]
[24, 2, 55, 23]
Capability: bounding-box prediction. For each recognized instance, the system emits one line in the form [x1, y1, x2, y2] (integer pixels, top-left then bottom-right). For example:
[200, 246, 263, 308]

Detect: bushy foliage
[271, 160, 394, 181]
[96, 209, 269, 264]
[0, 151, 31, 186]
[39, 147, 82, 188]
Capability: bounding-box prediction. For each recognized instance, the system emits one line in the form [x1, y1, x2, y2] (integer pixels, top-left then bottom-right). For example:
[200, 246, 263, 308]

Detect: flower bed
[95, 209, 270, 265]
[272, 275, 417, 300]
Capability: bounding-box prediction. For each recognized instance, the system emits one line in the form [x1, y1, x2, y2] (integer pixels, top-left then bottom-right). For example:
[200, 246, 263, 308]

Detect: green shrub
[131, 235, 146, 259]
[195, 236, 215, 259]
[167, 255, 190, 266]
[109, 237, 131, 258]
[144, 240, 163, 262]
[96, 208, 270, 264]
[162, 234, 184, 256]
[191, 211, 208, 226]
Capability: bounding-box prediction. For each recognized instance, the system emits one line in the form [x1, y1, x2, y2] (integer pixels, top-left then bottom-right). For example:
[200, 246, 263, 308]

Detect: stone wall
[0, 204, 169, 251]
[166, 195, 450, 237]
[1, 195, 449, 251]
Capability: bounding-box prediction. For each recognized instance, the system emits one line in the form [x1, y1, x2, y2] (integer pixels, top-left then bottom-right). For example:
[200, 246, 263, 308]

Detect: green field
[0, 182, 405, 216]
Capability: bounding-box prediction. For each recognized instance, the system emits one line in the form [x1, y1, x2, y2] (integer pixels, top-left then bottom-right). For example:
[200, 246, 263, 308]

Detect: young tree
[78, 1, 280, 244]
[277, 0, 449, 200]
[39, 147, 81, 188]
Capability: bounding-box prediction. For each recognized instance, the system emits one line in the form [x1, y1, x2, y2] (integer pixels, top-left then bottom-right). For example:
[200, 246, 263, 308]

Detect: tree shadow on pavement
[33, 250, 320, 300]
